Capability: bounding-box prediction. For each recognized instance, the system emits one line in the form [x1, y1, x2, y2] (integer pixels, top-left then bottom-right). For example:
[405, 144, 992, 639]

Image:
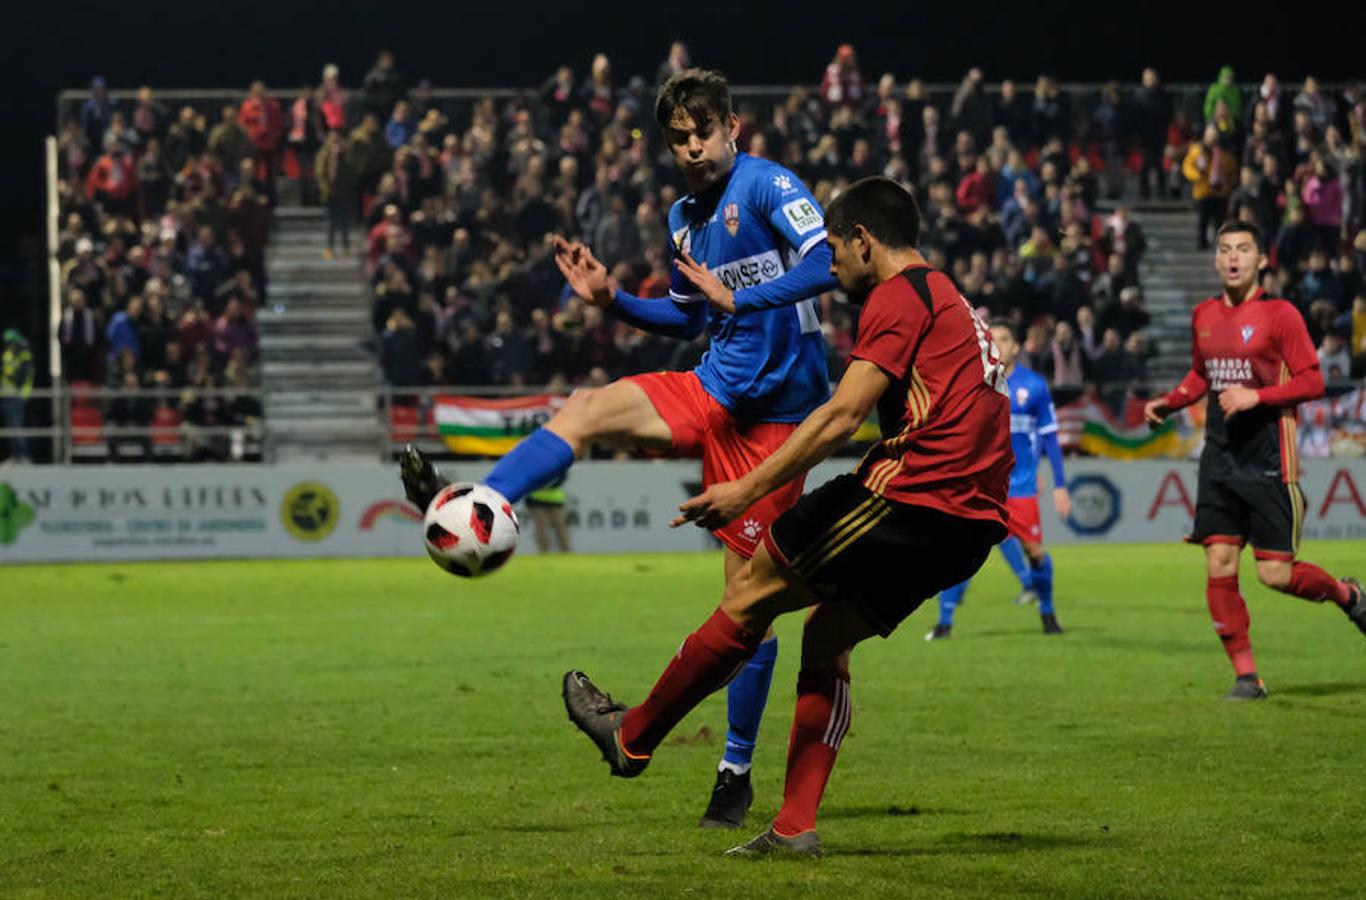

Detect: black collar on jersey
[682, 156, 740, 223]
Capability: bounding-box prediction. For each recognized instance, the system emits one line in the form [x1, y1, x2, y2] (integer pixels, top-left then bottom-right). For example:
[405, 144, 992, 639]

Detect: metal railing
[58, 81, 1344, 137]
[4, 378, 1363, 466]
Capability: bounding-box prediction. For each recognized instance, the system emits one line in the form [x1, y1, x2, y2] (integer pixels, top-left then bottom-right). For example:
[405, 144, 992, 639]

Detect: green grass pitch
[2, 542, 1364, 898]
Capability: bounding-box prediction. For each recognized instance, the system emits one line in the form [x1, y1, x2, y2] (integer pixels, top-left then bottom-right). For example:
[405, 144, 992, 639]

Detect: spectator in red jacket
[956, 155, 997, 214]
[820, 44, 864, 109]
[319, 63, 346, 133]
[85, 144, 138, 217]
[238, 81, 284, 181]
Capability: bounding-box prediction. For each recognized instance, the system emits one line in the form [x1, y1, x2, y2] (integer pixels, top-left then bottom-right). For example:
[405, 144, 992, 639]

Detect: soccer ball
[423, 483, 520, 578]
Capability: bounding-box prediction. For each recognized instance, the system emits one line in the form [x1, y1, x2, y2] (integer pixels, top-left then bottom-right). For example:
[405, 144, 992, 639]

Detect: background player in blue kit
[402, 69, 836, 828]
[927, 320, 1071, 639]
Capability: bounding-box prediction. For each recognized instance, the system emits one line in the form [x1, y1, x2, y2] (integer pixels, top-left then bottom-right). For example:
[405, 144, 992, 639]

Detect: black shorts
[1189, 474, 1305, 560]
[765, 474, 1006, 636]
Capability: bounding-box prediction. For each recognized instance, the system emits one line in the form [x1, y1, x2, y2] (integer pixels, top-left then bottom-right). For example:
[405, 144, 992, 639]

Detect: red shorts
[627, 370, 804, 558]
[1005, 495, 1043, 544]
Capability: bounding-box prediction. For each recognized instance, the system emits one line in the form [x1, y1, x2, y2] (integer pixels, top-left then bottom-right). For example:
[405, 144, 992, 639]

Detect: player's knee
[1022, 542, 1045, 565]
[720, 551, 787, 631]
[1204, 544, 1240, 577]
[549, 387, 603, 442]
[1256, 560, 1293, 591]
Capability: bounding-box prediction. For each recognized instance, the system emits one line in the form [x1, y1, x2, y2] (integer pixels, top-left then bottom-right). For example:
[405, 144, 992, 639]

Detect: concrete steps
[261, 205, 380, 462]
[1130, 207, 1208, 385]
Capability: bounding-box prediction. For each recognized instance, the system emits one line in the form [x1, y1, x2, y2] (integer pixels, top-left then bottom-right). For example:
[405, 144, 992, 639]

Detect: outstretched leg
[485, 379, 672, 503]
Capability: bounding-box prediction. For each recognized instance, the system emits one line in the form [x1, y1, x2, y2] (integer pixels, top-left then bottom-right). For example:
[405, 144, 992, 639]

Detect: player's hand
[1143, 397, 1170, 427]
[1052, 486, 1071, 521]
[674, 250, 737, 315]
[670, 480, 756, 530]
[553, 238, 612, 307]
[1219, 385, 1260, 419]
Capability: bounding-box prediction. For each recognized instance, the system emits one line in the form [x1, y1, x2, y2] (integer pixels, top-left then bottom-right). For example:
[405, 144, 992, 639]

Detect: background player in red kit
[1145, 220, 1365, 700]
[561, 177, 1012, 856]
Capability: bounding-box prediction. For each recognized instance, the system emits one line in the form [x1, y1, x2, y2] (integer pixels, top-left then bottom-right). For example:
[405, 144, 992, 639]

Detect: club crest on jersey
[1016, 387, 1029, 406]
[723, 203, 740, 237]
[1241, 325, 1255, 344]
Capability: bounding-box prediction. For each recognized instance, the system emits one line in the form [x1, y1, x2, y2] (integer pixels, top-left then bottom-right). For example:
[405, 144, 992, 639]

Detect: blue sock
[721, 636, 777, 773]
[483, 428, 575, 503]
[938, 581, 968, 626]
[1033, 553, 1055, 615]
[998, 537, 1034, 592]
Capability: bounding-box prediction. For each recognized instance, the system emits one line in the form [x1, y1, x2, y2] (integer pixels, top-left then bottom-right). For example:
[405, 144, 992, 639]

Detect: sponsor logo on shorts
[740, 517, 763, 542]
[782, 198, 824, 235]
[281, 482, 339, 541]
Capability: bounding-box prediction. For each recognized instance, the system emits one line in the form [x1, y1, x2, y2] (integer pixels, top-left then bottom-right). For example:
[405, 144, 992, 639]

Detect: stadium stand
[33, 52, 1365, 466]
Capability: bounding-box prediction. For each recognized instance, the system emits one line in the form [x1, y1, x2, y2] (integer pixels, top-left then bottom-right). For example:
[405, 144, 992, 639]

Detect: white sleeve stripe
[1039, 424, 1059, 435]
[797, 231, 828, 257]
[669, 290, 706, 303]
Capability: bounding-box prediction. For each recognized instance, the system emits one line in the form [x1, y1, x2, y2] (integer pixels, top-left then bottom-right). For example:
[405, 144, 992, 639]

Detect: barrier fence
[2, 457, 1363, 564]
[3, 379, 1363, 467]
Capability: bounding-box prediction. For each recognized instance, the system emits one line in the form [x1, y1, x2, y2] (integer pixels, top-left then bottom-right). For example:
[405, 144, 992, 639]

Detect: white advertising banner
[0, 461, 714, 564]
[1, 459, 1362, 564]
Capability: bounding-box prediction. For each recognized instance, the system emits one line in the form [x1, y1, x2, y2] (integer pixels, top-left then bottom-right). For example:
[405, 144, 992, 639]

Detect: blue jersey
[668, 153, 829, 422]
[1007, 365, 1059, 497]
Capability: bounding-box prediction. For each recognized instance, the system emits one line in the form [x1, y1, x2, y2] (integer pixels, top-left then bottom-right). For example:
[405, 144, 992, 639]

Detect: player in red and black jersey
[1145, 220, 1365, 700]
[561, 178, 1012, 856]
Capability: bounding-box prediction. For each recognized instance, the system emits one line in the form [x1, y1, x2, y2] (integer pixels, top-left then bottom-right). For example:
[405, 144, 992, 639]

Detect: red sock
[772, 668, 851, 837]
[1207, 575, 1257, 677]
[619, 608, 762, 756]
[1284, 561, 1351, 606]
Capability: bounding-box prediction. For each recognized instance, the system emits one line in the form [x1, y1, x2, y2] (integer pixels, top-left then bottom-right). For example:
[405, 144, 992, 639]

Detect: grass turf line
[1, 543, 1363, 898]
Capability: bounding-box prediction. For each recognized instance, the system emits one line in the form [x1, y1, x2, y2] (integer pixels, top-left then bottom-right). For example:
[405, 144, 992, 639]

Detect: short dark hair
[825, 177, 921, 249]
[988, 318, 1019, 341]
[1216, 219, 1265, 252]
[655, 69, 731, 133]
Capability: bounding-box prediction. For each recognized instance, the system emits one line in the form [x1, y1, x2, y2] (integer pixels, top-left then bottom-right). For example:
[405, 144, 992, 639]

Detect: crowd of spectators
[53, 53, 1366, 451]
[55, 77, 271, 457]
[338, 46, 1188, 414]
[1176, 68, 1366, 383]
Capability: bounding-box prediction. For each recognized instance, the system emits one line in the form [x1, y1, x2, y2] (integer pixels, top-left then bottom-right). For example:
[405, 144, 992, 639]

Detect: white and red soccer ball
[423, 483, 520, 578]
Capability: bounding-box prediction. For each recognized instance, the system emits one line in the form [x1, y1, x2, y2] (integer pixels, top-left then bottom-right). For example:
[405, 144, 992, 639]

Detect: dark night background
[3, 0, 1361, 338]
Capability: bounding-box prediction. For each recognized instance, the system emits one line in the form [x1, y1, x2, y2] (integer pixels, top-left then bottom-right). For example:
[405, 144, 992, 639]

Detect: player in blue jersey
[400, 69, 836, 829]
[926, 320, 1071, 639]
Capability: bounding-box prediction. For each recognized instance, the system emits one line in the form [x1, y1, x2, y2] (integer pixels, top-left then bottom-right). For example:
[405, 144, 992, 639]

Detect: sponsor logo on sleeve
[782, 198, 824, 235]
[772, 173, 796, 194]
